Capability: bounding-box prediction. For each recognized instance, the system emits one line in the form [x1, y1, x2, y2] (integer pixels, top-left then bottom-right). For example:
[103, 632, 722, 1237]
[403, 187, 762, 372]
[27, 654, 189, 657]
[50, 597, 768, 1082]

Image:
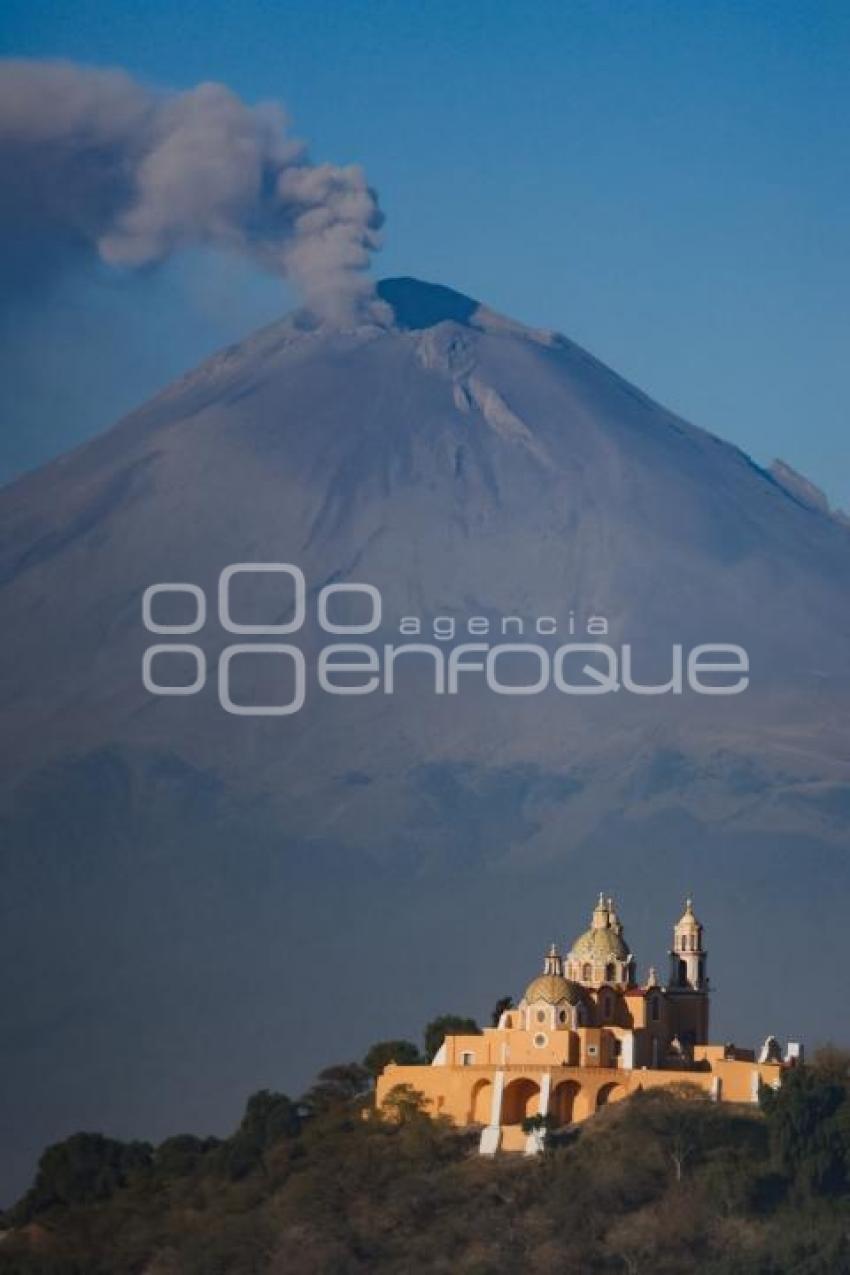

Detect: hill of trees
[1, 1025, 850, 1274]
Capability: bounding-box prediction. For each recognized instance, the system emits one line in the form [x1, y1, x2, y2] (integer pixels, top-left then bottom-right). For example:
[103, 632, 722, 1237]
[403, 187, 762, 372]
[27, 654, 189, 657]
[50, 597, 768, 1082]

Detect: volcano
[1, 277, 848, 1201]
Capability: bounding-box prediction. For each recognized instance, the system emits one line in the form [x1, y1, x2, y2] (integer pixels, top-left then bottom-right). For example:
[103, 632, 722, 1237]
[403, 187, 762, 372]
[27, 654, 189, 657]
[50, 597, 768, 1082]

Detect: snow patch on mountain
[769, 458, 850, 529]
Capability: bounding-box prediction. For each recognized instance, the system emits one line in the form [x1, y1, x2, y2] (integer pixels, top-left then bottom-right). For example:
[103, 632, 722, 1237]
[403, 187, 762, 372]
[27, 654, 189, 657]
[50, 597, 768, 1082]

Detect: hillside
[2, 1044, 850, 1274]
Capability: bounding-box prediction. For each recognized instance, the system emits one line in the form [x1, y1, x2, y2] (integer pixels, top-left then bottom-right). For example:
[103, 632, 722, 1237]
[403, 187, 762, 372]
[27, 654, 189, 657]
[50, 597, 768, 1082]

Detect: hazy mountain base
[2, 1050, 850, 1275]
[3, 744, 846, 1213]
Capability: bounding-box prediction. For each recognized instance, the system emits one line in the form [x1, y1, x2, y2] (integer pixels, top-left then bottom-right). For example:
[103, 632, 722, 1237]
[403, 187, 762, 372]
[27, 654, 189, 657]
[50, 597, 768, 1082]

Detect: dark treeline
[1, 1031, 850, 1273]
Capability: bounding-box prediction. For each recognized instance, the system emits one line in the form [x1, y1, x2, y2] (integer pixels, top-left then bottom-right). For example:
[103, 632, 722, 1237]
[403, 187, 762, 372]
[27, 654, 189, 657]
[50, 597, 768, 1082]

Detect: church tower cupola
[542, 941, 562, 977]
[669, 898, 708, 990]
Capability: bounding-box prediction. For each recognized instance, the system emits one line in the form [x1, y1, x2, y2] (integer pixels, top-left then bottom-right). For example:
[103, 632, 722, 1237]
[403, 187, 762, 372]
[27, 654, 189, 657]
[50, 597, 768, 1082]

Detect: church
[376, 894, 801, 1154]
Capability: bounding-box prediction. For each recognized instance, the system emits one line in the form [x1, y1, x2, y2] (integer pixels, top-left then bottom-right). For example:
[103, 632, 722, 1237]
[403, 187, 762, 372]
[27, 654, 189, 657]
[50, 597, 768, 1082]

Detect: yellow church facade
[376, 895, 802, 1154]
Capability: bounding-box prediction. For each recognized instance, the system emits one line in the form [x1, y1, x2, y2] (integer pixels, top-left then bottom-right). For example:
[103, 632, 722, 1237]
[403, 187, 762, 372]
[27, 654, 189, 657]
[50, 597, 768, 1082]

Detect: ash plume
[0, 58, 386, 322]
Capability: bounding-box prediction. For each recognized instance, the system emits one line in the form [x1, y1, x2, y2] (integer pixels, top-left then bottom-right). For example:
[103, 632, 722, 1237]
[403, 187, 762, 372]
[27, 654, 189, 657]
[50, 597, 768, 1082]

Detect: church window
[587, 1044, 598, 1057]
[582, 963, 591, 980]
[461, 1051, 475, 1066]
[605, 963, 615, 981]
[533, 1033, 548, 1048]
[680, 936, 687, 951]
[536, 1009, 546, 1023]
[559, 1009, 567, 1023]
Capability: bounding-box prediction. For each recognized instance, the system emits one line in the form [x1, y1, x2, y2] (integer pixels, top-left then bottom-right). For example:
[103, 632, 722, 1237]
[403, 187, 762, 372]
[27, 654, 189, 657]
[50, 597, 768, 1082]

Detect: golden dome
[569, 927, 630, 960]
[524, 974, 583, 1005]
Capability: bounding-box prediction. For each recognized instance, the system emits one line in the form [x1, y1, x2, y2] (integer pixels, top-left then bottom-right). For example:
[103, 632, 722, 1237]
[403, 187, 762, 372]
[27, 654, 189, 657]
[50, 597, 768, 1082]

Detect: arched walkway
[596, 1081, 626, 1110]
[469, 1078, 492, 1124]
[551, 1079, 582, 1126]
[502, 1077, 540, 1124]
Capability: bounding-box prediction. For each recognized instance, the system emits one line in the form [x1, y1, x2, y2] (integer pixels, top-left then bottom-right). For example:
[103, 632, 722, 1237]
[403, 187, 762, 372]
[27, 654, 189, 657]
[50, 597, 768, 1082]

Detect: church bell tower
[666, 898, 709, 1047]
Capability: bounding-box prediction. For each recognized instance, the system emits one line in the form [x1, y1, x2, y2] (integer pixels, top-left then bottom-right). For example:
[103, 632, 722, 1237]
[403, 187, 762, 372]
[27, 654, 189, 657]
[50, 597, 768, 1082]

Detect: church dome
[569, 926, 631, 961]
[524, 974, 582, 1005]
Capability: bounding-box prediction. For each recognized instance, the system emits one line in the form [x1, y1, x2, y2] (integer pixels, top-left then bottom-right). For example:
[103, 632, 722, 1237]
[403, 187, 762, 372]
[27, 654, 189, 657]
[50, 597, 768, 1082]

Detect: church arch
[596, 1081, 626, 1110]
[469, 1078, 492, 1124]
[502, 1077, 540, 1125]
[551, 1079, 581, 1126]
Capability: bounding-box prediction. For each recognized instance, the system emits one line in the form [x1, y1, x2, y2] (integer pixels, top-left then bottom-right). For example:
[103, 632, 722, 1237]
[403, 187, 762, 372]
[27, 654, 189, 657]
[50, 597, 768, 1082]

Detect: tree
[761, 1059, 850, 1196]
[362, 1039, 422, 1077]
[810, 1044, 850, 1086]
[631, 1084, 712, 1182]
[301, 1063, 371, 1114]
[217, 1090, 300, 1180]
[11, 1133, 152, 1221]
[605, 1205, 665, 1275]
[154, 1134, 221, 1181]
[490, 996, 514, 1027]
[238, 1090, 300, 1147]
[423, 1015, 480, 1062]
[521, 1113, 555, 1132]
[381, 1083, 429, 1124]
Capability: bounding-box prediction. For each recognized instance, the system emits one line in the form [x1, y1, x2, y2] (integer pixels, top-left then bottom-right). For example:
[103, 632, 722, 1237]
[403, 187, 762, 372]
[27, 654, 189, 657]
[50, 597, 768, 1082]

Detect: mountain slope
[0, 277, 848, 1202]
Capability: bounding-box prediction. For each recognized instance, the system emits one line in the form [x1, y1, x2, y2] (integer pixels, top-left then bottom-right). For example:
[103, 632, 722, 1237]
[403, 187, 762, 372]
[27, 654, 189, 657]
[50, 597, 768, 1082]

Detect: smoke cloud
[0, 58, 386, 322]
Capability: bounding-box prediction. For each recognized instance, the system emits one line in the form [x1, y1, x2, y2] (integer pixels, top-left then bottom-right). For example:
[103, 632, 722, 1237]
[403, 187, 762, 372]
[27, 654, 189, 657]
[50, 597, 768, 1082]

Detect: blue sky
[3, 0, 849, 506]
